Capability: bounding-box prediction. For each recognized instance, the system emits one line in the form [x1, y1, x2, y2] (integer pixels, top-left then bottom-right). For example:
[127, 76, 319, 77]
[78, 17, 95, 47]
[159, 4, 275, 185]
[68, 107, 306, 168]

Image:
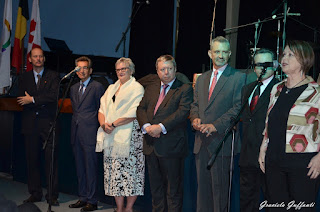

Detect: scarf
[96, 76, 144, 157]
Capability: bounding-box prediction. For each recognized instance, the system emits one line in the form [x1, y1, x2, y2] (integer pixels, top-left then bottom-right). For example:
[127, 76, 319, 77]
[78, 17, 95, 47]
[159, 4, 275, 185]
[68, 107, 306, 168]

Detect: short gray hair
[115, 57, 135, 74]
[210, 36, 230, 50]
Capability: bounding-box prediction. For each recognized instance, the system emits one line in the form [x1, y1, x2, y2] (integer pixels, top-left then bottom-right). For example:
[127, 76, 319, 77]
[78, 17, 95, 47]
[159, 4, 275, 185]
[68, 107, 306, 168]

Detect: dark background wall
[129, 0, 175, 79]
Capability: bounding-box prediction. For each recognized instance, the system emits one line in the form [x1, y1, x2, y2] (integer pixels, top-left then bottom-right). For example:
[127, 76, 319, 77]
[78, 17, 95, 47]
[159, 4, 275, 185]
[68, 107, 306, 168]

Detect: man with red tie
[137, 55, 193, 212]
[190, 36, 246, 212]
[239, 49, 278, 212]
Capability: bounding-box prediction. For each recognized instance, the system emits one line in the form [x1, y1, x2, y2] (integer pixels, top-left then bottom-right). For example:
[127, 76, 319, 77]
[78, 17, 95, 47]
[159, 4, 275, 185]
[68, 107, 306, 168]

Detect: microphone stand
[43, 72, 77, 212]
[206, 67, 267, 212]
[282, 0, 288, 50]
[207, 67, 267, 169]
[115, 1, 146, 56]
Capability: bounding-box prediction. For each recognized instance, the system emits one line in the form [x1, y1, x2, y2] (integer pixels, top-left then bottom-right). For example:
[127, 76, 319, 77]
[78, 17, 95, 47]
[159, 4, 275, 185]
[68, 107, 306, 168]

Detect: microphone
[272, 12, 301, 19]
[255, 60, 279, 69]
[287, 13, 301, 16]
[137, 0, 150, 4]
[61, 67, 81, 80]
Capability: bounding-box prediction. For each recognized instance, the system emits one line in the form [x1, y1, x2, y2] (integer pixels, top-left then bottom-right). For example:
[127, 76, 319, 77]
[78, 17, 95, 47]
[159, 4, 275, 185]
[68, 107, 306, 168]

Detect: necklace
[285, 77, 306, 94]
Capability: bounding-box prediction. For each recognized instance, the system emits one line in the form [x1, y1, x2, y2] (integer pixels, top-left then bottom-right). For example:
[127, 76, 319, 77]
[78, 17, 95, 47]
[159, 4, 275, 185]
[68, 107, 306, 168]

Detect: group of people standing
[17, 35, 320, 212]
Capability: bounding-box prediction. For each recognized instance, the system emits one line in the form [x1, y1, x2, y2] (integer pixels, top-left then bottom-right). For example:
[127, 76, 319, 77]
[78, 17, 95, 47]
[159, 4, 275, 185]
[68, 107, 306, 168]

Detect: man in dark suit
[190, 36, 246, 212]
[239, 49, 278, 212]
[17, 48, 60, 205]
[137, 55, 193, 212]
[68, 56, 105, 212]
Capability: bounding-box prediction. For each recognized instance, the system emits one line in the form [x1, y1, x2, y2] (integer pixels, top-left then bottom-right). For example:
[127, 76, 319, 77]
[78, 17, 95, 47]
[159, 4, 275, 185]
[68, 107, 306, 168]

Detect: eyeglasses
[79, 66, 89, 70]
[115, 67, 129, 73]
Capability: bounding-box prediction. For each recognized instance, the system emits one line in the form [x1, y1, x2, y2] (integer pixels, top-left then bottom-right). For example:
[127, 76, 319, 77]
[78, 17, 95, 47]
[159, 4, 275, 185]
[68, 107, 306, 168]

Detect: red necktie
[154, 84, 169, 115]
[250, 85, 260, 112]
[208, 70, 219, 101]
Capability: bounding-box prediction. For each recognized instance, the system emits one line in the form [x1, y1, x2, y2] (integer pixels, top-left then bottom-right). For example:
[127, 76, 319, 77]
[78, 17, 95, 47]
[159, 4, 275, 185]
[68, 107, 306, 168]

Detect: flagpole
[21, 37, 25, 74]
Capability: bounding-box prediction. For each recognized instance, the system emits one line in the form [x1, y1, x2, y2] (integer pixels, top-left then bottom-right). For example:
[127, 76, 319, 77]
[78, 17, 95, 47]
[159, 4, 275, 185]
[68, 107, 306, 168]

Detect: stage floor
[0, 173, 140, 212]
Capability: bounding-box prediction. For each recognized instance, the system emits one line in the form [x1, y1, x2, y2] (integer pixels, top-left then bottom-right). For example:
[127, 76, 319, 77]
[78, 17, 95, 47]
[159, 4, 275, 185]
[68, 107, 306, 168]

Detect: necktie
[79, 83, 84, 99]
[154, 84, 169, 115]
[36, 74, 41, 90]
[208, 69, 219, 101]
[250, 85, 261, 112]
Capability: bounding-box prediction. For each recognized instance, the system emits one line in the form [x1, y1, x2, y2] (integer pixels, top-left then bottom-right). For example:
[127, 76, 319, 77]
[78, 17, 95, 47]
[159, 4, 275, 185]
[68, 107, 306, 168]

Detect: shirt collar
[261, 75, 274, 86]
[213, 64, 228, 73]
[81, 76, 91, 87]
[33, 69, 44, 78]
[161, 77, 176, 88]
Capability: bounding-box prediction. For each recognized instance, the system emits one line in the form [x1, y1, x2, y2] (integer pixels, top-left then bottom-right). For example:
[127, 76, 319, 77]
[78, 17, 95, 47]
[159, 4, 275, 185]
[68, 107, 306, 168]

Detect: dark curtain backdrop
[129, 0, 175, 80]
[175, 0, 227, 80]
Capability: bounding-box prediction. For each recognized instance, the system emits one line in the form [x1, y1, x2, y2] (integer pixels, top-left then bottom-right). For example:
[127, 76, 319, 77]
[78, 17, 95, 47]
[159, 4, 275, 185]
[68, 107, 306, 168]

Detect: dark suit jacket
[137, 78, 193, 157]
[70, 79, 105, 146]
[190, 65, 246, 156]
[239, 77, 278, 168]
[18, 69, 60, 134]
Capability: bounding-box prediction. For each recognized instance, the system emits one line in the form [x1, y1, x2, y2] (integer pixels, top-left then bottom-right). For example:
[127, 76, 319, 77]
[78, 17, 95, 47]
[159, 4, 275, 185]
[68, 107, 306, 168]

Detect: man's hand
[146, 124, 162, 138]
[192, 118, 201, 131]
[199, 124, 217, 137]
[17, 91, 33, 105]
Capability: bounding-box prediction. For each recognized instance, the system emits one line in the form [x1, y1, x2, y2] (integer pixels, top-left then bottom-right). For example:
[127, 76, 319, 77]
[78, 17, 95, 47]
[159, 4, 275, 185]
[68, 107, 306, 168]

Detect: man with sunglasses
[239, 48, 278, 212]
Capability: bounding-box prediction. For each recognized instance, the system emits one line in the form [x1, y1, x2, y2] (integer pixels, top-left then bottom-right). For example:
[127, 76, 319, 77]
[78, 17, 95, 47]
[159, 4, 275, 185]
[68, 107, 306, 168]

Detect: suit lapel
[207, 66, 231, 107]
[153, 79, 181, 116]
[159, 79, 180, 109]
[251, 78, 277, 114]
[203, 71, 211, 105]
[29, 71, 37, 92]
[77, 79, 93, 107]
[244, 83, 257, 105]
[149, 82, 161, 117]
[38, 69, 48, 91]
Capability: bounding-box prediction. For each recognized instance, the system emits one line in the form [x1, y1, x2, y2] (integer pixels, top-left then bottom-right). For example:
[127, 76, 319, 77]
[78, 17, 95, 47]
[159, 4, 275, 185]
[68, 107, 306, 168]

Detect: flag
[11, 0, 29, 73]
[26, 0, 41, 72]
[0, 0, 12, 88]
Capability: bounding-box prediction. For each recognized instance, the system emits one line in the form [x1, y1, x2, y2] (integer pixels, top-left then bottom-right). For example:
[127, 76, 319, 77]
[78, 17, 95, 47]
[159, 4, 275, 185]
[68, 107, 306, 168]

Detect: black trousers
[146, 152, 184, 212]
[240, 166, 266, 212]
[24, 119, 59, 200]
[265, 163, 319, 212]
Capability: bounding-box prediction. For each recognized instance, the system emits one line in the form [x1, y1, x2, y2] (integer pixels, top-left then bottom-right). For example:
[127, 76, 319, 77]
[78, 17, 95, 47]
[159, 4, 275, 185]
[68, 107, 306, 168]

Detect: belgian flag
[11, 0, 29, 73]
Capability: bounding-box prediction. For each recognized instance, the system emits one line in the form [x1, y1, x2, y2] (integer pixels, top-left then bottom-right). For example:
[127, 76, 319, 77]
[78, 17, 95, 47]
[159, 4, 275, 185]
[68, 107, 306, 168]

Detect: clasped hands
[192, 118, 217, 137]
[101, 123, 115, 134]
[17, 91, 33, 105]
[145, 125, 162, 138]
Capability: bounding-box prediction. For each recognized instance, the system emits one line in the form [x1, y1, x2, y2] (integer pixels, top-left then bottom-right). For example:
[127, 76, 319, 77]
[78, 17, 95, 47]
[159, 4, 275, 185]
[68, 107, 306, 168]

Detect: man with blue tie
[137, 55, 193, 212]
[69, 56, 105, 212]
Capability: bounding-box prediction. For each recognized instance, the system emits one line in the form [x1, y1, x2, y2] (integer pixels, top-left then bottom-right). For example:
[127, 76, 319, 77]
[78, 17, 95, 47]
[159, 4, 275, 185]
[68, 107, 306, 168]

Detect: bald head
[28, 48, 45, 72]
